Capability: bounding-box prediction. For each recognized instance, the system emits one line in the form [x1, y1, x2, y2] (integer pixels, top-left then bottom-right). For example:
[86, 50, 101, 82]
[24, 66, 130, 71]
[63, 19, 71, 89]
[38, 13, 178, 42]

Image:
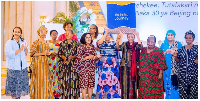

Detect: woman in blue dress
[160, 30, 182, 99]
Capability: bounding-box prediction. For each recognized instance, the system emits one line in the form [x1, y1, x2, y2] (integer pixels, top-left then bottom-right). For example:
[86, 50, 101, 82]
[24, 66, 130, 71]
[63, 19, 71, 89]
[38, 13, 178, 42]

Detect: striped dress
[30, 39, 53, 99]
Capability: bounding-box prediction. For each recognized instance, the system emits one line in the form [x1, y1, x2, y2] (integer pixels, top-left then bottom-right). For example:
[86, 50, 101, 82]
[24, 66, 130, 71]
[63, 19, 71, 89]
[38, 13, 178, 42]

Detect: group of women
[5, 22, 198, 99]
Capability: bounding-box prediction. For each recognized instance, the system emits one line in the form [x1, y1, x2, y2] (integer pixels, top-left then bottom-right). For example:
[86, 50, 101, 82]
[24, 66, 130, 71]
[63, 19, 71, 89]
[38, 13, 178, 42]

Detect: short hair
[50, 30, 58, 35]
[66, 29, 74, 34]
[147, 35, 156, 43]
[63, 22, 73, 31]
[80, 33, 93, 44]
[91, 24, 98, 39]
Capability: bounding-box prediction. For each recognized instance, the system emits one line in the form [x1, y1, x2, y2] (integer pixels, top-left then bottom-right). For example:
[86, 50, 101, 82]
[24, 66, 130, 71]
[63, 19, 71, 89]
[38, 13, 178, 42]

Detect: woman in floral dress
[95, 28, 121, 99]
[48, 30, 61, 99]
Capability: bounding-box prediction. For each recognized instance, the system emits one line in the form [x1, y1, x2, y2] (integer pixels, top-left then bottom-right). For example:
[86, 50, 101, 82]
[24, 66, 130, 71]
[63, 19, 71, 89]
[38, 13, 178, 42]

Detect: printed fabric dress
[48, 41, 61, 98]
[177, 45, 198, 99]
[138, 47, 168, 99]
[72, 44, 96, 89]
[58, 40, 80, 99]
[95, 41, 121, 99]
[118, 41, 141, 99]
[30, 39, 53, 99]
[160, 41, 182, 99]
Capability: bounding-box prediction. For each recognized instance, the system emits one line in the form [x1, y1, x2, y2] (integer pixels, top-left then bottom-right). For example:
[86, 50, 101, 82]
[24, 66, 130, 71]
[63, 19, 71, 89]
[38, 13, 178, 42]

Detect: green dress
[138, 47, 168, 99]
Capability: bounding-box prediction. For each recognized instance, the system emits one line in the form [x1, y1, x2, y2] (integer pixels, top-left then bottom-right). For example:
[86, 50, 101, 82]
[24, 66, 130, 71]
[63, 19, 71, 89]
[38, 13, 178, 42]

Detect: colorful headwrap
[185, 30, 195, 39]
[37, 25, 48, 36]
[162, 30, 176, 52]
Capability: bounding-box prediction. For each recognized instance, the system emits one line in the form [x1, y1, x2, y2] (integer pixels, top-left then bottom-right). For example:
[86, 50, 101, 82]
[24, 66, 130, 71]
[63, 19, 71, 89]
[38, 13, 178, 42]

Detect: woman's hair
[11, 27, 24, 42]
[50, 30, 58, 35]
[147, 35, 156, 43]
[66, 29, 74, 34]
[63, 22, 73, 31]
[184, 30, 195, 40]
[80, 33, 93, 44]
[91, 24, 98, 39]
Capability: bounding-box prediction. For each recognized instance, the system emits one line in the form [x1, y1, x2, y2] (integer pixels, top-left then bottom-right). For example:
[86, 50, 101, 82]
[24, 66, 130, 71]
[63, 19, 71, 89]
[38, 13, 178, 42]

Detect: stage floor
[1, 66, 165, 99]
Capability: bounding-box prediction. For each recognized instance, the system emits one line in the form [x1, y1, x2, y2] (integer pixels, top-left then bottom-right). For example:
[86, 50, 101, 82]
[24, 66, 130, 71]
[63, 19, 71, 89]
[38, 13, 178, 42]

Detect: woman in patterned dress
[72, 33, 102, 99]
[138, 35, 168, 99]
[48, 30, 61, 99]
[58, 29, 80, 99]
[30, 25, 53, 99]
[116, 31, 142, 99]
[160, 30, 182, 99]
[95, 27, 120, 99]
[5, 27, 29, 99]
[174, 30, 198, 99]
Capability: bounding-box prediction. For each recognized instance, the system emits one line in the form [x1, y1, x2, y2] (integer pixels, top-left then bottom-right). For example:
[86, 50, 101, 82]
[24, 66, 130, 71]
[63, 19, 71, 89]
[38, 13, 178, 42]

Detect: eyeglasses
[90, 28, 96, 29]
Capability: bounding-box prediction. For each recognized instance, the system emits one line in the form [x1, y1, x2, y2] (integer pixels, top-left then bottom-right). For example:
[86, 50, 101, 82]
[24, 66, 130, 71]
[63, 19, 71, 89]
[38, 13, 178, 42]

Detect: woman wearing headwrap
[160, 30, 182, 99]
[173, 30, 198, 99]
[30, 25, 53, 99]
[116, 31, 142, 99]
[138, 35, 168, 99]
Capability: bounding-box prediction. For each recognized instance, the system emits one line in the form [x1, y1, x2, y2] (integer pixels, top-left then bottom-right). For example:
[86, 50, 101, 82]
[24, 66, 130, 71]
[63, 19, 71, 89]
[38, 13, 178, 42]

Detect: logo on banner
[107, 1, 136, 29]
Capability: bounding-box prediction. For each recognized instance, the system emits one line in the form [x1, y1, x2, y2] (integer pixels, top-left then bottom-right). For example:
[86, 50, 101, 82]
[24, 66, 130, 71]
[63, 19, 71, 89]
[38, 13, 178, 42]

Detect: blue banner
[107, 2, 136, 29]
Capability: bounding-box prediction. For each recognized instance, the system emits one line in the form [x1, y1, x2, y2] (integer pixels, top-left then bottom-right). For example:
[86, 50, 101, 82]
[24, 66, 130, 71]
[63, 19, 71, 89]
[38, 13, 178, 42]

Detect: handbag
[171, 74, 178, 87]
